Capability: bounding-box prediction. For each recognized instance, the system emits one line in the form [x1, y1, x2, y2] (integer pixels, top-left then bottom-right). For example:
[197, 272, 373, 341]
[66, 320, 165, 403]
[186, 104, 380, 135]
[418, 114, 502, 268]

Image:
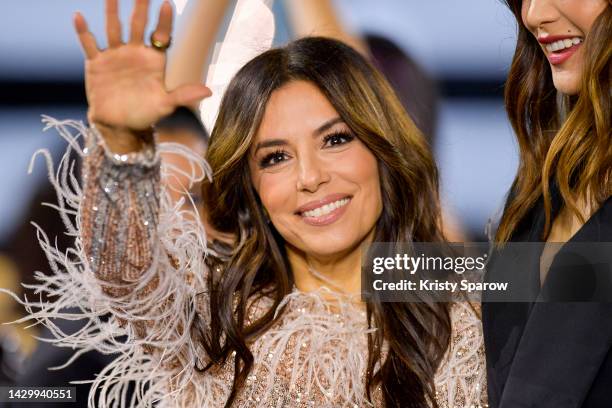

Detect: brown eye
[322, 131, 355, 148]
[259, 150, 289, 168]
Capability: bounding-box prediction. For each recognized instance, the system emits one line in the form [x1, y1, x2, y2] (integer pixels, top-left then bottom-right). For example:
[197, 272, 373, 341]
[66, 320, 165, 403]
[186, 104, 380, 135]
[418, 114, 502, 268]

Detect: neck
[287, 241, 367, 297]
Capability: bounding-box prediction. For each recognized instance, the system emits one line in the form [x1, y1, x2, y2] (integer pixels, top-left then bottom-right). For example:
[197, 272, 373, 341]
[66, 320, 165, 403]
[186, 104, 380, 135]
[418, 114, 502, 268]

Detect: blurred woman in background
[482, 1, 611, 406]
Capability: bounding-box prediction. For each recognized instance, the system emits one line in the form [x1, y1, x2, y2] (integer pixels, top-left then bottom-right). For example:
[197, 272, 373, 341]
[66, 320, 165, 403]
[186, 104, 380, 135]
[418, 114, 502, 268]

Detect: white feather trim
[1, 117, 214, 407]
[0, 117, 487, 407]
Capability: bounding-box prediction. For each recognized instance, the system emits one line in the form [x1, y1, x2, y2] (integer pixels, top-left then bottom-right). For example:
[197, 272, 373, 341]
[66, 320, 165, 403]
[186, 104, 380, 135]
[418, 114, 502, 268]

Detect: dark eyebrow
[314, 117, 343, 136]
[253, 139, 288, 154]
[253, 117, 344, 154]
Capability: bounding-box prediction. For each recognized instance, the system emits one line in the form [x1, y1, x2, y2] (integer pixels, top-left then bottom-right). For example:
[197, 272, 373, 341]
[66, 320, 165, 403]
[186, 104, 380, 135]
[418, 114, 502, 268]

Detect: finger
[105, 0, 122, 48]
[129, 0, 150, 44]
[168, 84, 213, 108]
[74, 12, 99, 59]
[151, 1, 173, 47]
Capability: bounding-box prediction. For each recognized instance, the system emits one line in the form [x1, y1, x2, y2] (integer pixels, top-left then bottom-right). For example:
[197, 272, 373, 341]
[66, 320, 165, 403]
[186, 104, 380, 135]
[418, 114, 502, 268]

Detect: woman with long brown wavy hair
[2, 1, 487, 407]
[482, 1, 611, 407]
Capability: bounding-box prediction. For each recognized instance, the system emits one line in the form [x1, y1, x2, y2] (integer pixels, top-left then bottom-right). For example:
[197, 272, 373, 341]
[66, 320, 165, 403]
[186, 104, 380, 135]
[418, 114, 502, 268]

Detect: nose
[296, 152, 330, 193]
[522, 0, 560, 31]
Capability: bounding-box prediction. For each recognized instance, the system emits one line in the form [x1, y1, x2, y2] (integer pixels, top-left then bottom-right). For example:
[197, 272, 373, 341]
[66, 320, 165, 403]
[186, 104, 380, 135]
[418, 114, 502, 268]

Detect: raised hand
[74, 0, 211, 151]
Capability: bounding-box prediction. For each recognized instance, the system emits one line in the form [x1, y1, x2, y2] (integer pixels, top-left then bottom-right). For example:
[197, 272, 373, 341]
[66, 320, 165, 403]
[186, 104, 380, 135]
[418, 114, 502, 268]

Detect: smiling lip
[296, 193, 352, 213]
[538, 35, 583, 66]
[296, 193, 352, 227]
[537, 35, 578, 44]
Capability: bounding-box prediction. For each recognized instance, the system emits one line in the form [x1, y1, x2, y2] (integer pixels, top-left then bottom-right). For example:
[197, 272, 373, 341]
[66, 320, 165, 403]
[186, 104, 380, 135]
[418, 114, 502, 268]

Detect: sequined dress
[6, 118, 488, 408]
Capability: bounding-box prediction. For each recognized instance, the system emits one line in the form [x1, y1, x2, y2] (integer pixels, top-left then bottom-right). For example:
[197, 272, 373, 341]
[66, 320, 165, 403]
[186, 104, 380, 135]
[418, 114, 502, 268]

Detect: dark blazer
[482, 185, 612, 408]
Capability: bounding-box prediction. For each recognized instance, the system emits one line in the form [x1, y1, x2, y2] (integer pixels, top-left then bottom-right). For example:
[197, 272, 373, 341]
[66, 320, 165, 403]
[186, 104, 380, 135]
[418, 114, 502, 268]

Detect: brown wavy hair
[497, 1, 612, 242]
[196, 37, 451, 407]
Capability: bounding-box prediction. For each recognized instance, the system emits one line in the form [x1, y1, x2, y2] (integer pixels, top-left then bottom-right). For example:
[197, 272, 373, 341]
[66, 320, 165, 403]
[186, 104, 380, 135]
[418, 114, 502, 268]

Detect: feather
[0, 117, 487, 407]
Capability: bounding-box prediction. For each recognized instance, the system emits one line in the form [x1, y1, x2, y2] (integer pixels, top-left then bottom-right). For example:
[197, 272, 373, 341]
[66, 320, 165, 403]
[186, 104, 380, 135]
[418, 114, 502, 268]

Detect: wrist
[92, 122, 155, 154]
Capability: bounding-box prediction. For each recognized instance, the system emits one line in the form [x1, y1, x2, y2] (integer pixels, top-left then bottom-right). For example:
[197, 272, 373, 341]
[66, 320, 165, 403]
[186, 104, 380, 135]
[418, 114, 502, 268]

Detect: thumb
[168, 84, 212, 108]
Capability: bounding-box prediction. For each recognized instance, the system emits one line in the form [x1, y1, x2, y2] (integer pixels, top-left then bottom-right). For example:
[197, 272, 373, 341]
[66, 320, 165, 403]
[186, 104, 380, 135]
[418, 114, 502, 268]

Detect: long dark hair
[497, 1, 611, 242]
[197, 37, 451, 407]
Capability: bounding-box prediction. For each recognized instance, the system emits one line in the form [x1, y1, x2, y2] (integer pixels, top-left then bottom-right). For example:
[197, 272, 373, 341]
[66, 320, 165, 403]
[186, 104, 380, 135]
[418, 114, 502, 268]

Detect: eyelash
[259, 150, 287, 168]
[322, 131, 355, 147]
[258, 131, 355, 169]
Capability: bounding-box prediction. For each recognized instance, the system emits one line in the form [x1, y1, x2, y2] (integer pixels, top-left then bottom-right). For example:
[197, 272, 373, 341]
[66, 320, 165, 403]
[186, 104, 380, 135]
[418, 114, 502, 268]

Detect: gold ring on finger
[150, 33, 172, 52]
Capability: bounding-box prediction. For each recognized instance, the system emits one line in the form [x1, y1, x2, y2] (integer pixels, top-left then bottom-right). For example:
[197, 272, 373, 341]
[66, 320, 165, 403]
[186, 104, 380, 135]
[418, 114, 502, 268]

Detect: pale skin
[520, 0, 608, 281]
[76, 0, 382, 297]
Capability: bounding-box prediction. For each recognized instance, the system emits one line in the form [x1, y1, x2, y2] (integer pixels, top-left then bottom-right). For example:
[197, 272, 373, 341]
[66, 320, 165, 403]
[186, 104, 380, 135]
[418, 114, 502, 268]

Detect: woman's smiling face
[248, 80, 382, 260]
[520, 0, 608, 94]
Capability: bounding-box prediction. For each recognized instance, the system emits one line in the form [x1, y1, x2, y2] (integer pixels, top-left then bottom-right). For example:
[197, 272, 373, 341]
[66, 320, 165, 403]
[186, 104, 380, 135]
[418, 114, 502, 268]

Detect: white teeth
[545, 37, 582, 53]
[302, 198, 350, 218]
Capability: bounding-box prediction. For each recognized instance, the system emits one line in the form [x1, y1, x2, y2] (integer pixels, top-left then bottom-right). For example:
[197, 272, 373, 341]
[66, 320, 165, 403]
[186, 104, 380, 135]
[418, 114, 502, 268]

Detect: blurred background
[0, 0, 519, 403]
[0, 0, 519, 244]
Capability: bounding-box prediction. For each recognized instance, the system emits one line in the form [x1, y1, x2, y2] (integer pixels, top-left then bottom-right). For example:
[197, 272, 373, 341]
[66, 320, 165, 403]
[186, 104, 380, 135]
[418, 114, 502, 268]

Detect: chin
[298, 232, 364, 258]
[552, 73, 581, 95]
[304, 241, 356, 258]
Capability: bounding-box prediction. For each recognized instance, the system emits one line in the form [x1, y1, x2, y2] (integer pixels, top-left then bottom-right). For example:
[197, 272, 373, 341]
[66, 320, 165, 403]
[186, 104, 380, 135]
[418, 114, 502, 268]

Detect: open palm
[75, 0, 211, 132]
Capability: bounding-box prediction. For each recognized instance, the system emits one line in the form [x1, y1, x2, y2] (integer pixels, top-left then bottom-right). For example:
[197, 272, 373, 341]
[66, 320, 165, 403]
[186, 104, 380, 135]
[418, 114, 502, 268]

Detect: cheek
[336, 146, 381, 208]
[572, 0, 608, 33]
[357, 154, 380, 196]
[253, 171, 295, 217]
[520, 0, 533, 30]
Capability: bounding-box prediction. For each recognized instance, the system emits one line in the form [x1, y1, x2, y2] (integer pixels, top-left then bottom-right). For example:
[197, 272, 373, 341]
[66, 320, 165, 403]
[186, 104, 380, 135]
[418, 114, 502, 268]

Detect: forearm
[284, 0, 369, 56]
[165, 0, 232, 91]
[81, 127, 160, 286]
